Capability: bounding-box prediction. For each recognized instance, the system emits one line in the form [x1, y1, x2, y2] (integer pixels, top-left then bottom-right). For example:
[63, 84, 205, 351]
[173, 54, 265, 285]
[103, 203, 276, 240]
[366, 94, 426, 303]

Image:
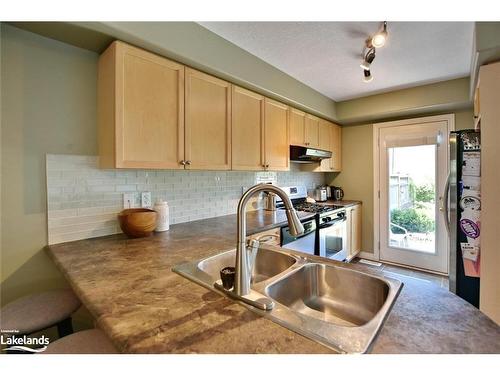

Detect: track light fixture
[360, 21, 388, 82]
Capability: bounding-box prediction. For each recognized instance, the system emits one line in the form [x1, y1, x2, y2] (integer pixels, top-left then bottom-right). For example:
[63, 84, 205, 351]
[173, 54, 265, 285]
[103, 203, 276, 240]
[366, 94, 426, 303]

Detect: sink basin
[198, 247, 296, 284]
[172, 245, 402, 353]
[266, 263, 389, 327]
[173, 246, 297, 289]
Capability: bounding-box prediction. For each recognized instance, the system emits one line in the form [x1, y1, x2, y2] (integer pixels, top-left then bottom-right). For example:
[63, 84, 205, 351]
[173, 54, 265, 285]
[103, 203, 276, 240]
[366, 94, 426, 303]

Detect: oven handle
[318, 217, 346, 229]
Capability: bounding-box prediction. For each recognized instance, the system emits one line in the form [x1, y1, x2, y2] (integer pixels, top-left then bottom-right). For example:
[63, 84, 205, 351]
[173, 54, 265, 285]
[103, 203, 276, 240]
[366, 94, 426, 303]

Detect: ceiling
[199, 22, 474, 101]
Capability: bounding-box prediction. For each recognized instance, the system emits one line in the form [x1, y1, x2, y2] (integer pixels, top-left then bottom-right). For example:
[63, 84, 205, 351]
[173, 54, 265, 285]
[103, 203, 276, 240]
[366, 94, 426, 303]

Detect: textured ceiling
[199, 22, 474, 101]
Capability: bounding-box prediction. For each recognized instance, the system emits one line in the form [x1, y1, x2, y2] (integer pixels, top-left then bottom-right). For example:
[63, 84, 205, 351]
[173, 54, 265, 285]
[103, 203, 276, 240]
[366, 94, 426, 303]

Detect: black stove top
[292, 201, 342, 214]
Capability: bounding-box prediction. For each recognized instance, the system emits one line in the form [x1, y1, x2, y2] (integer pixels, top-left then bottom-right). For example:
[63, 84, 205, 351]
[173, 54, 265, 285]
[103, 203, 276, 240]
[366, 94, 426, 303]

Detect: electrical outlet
[141, 192, 152, 208]
[123, 193, 138, 209]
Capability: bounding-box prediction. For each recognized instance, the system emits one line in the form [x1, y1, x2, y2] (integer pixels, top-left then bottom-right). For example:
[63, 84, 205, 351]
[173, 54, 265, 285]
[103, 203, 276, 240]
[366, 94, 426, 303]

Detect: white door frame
[369, 114, 455, 267]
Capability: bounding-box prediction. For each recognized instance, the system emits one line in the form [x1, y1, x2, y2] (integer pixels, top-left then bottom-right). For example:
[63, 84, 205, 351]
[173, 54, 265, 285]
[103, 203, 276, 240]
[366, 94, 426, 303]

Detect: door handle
[442, 172, 451, 233]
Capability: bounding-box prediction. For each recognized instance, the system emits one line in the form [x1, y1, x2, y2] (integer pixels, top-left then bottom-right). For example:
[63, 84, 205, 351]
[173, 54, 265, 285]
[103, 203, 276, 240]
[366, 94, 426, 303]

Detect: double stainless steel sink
[173, 245, 402, 353]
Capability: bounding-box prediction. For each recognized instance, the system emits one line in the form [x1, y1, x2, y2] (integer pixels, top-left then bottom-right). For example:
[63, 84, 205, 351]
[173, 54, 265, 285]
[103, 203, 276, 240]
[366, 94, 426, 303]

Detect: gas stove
[275, 186, 342, 215]
[277, 185, 348, 262]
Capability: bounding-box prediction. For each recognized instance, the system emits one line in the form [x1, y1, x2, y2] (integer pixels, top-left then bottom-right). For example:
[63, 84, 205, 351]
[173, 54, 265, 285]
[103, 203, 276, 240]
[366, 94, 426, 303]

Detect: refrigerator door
[448, 133, 458, 293]
[449, 130, 481, 307]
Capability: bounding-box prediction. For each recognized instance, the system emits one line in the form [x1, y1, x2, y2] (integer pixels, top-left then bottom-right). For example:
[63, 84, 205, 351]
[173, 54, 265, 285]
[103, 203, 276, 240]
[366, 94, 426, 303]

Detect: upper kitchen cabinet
[231, 86, 265, 170]
[264, 98, 289, 171]
[316, 119, 333, 172]
[185, 68, 231, 170]
[304, 114, 320, 148]
[331, 123, 342, 171]
[232, 86, 289, 171]
[289, 109, 321, 149]
[98, 41, 185, 169]
[302, 119, 342, 173]
[289, 108, 306, 146]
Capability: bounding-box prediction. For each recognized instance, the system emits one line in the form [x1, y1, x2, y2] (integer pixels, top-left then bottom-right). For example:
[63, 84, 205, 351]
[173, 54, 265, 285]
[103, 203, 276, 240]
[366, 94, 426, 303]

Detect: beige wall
[1, 24, 97, 310]
[328, 109, 474, 254]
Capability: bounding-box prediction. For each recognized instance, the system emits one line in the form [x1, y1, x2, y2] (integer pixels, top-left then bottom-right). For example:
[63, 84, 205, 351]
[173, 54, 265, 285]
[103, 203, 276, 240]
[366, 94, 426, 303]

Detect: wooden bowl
[118, 208, 157, 238]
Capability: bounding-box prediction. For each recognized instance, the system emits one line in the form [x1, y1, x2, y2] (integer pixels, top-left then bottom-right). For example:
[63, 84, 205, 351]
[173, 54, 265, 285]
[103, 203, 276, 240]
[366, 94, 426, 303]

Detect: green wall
[328, 109, 474, 254]
[336, 77, 471, 124]
[11, 21, 338, 121]
[1, 23, 97, 316]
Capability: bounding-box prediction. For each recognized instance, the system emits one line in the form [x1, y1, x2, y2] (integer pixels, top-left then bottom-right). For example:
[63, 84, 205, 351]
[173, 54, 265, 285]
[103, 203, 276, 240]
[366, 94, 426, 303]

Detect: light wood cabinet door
[330, 123, 342, 171]
[346, 204, 362, 261]
[99, 41, 185, 169]
[232, 86, 265, 170]
[304, 114, 320, 147]
[351, 204, 362, 256]
[264, 99, 289, 171]
[289, 108, 306, 146]
[185, 68, 231, 170]
[317, 120, 332, 171]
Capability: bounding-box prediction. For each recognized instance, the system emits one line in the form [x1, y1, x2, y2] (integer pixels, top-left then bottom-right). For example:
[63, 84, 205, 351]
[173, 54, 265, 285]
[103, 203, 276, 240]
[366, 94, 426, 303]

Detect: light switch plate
[123, 193, 139, 209]
[141, 192, 152, 208]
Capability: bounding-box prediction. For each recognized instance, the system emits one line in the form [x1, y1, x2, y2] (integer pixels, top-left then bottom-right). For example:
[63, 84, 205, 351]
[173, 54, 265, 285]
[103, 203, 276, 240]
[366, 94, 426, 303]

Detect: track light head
[360, 47, 376, 70]
[363, 69, 373, 83]
[369, 21, 388, 48]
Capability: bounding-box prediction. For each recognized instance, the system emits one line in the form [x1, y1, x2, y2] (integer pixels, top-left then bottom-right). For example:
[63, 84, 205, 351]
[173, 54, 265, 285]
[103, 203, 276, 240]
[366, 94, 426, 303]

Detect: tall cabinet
[477, 61, 500, 324]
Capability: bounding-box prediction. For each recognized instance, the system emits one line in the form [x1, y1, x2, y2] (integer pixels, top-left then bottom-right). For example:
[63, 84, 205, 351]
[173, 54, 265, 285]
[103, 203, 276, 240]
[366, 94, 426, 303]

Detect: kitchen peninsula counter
[45, 211, 500, 354]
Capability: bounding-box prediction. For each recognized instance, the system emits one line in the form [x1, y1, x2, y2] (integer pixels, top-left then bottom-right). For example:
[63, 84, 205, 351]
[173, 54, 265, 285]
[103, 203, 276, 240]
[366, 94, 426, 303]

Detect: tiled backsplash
[46, 154, 326, 244]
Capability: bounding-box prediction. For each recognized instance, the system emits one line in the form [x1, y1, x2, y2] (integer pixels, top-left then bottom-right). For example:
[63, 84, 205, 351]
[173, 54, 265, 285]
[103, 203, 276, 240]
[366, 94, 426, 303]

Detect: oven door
[318, 216, 347, 261]
[281, 219, 316, 256]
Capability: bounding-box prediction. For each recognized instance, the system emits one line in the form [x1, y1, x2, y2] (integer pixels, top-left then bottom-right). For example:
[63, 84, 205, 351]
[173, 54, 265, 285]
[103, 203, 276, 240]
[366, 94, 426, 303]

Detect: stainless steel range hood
[290, 145, 332, 163]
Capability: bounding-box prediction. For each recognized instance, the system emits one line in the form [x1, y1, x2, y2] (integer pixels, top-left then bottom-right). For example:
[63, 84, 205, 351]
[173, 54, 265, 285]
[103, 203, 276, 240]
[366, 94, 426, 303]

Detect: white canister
[153, 200, 170, 232]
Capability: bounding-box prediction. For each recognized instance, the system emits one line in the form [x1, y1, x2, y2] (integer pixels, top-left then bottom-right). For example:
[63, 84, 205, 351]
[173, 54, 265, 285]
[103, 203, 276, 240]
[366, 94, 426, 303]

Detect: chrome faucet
[235, 184, 305, 299]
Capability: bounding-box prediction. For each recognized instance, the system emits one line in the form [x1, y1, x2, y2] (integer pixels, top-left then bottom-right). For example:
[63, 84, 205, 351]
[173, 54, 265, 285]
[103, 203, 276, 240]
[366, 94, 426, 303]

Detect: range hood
[290, 145, 332, 163]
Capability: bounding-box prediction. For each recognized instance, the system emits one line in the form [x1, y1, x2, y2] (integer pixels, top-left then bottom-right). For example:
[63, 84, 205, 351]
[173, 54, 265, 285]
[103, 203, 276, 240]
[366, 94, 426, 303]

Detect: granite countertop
[45, 210, 500, 354]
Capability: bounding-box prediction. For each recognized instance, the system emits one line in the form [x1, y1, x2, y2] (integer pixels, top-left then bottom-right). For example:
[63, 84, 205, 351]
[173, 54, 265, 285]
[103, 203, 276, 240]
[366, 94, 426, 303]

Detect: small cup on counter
[220, 267, 236, 290]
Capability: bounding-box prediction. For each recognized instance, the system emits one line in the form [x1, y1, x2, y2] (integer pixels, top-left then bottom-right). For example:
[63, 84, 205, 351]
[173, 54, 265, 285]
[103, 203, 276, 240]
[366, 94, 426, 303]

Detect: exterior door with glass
[378, 120, 449, 273]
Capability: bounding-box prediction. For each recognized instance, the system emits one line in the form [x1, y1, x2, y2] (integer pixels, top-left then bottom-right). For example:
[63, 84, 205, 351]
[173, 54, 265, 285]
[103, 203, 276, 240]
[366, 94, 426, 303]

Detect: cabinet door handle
[180, 160, 186, 166]
[185, 160, 191, 165]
